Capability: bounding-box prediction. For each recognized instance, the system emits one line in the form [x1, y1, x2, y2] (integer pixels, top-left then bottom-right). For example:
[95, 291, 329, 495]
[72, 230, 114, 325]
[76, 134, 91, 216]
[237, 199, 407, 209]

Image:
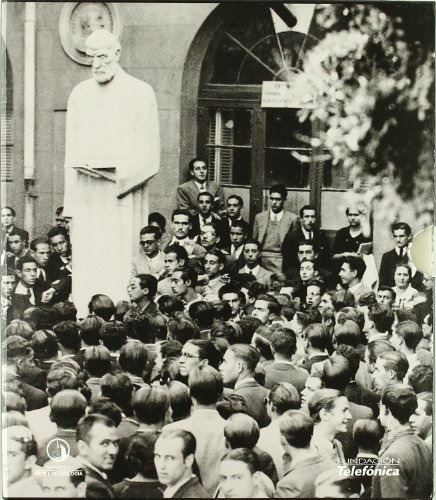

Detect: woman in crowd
[392, 264, 419, 309]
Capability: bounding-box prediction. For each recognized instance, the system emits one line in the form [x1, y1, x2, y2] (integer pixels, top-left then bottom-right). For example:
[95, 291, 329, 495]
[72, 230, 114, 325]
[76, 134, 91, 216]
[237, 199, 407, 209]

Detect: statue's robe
[64, 67, 160, 316]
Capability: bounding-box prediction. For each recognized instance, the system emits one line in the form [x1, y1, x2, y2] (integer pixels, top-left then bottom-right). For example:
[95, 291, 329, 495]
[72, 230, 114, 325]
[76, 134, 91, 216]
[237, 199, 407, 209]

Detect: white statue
[64, 29, 160, 316]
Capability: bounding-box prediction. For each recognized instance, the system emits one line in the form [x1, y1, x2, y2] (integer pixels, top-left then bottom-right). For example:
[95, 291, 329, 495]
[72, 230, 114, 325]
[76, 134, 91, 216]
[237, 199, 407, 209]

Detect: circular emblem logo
[46, 438, 70, 462]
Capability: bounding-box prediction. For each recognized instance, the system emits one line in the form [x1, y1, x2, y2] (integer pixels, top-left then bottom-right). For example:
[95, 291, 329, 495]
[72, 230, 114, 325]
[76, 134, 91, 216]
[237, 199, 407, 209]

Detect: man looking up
[132, 225, 165, 278]
[253, 185, 297, 273]
[76, 414, 119, 497]
[219, 283, 243, 322]
[176, 158, 225, 217]
[127, 273, 158, 316]
[154, 429, 207, 498]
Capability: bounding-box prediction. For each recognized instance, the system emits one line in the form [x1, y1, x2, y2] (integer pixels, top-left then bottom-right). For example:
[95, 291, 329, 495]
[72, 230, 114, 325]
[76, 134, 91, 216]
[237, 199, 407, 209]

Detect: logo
[46, 438, 70, 462]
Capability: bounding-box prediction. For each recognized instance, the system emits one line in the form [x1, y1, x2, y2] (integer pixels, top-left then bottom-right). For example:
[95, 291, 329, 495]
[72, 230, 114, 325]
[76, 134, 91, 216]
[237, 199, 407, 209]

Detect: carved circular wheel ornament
[59, 2, 122, 66]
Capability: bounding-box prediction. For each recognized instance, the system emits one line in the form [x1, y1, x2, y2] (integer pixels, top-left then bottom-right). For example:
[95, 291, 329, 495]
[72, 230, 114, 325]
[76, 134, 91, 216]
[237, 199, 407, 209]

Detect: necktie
[199, 184, 206, 192]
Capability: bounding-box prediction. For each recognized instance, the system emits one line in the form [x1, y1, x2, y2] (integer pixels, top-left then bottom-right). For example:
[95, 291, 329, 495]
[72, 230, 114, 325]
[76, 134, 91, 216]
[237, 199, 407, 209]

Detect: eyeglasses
[180, 352, 200, 359]
[139, 240, 156, 246]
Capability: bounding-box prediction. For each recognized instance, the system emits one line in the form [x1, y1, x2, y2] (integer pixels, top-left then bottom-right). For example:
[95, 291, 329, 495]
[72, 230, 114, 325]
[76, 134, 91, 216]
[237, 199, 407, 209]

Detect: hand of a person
[184, 239, 195, 256]
[41, 288, 56, 304]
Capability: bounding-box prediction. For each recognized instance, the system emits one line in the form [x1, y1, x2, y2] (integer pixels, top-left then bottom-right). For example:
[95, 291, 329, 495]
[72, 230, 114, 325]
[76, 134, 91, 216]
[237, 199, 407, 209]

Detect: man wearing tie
[379, 222, 421, 288]
[176, 158, 225, 217]
[252, 185, 297, 273]
[189, 192, 221, 240]
[217, 195, 251, 250]
[281, 205, 331, 274]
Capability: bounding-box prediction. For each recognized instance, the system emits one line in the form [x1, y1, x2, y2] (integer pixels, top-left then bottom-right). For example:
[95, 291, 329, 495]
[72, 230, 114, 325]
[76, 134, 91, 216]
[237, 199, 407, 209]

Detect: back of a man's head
[334, 320, 361, 348]
[224, 413, 259, 449]
[270, 330, 297, 360]
[279, 410, 314, 448]
[132, 385, 170, 425]
[368, 303, 394, 333]
[378, 351, 409, 382]
[228, 344, 260, 374]
[381, 384, 417, 425]
[50, 389, 87, 429]
[46, 367, 79, 398]
[269, 382, 300, 415]
[395, 321, 423, 352]
[78, 315, 104, 346]
[53, 320, 81, 353]
[84, 345, 112, 377]
[188, 365, 223, 406]
[100, 320, 127, 352]
[322, 355, 351, 391]
[100, 372, 133, 414]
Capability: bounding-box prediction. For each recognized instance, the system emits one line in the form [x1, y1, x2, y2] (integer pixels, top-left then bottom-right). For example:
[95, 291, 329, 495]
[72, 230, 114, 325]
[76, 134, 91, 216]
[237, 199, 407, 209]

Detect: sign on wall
[261, 81, 314, 109]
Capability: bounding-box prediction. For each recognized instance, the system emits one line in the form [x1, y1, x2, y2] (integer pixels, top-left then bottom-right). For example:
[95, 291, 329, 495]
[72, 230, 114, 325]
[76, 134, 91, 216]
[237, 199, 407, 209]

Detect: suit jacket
[164, 409, 226, 495]
[82, 464, 115, 498]
[21, 380, 48, 411]
[379, 248, 408, 287]
[275, 455, 333, 498]
[238, 265, 272, 285]
[8, 281, 51, 322]
[253, 210, 297, 247]
[234, 379, 270, 428]
[371, 429, 432, 499]
[264, 361, 309, 393]
[131, 250, 165, 277]
[176, 179, 225, 217]
[281, 226, 331, 272]
[172, 475, 208, 498]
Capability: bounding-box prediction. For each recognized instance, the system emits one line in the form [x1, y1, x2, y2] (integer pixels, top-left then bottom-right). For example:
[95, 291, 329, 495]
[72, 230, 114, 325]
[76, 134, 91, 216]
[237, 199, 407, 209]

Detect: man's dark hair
[331, 289, 356, 311]
[31, 329, 59, 360]
[188, 157, 207, 171]
[171, 208, 192, 223]
[395, 321, 423, 351]
[213, 301, 233, 323]
[100, 320, 127, 351]
[205, 248, 227, 269]
[243, 238, 262, 252]
[100, 372, 134, 415]
[305, 323, 333, 352]
[186, 339, 222, 369]
[256, 294, 281, 316]
[29, 238, 49, 252]
[224, 413, 259, 449]
[132, 385, 169, 424]
[119, 342, 148, 377]
[88, 294, 115, 321]
[336, 307, 365, 332]
[197, 191, 214, 203]
[322, 355, 351, 391]
[25, 306, 58, 331]
[135, 274, 158, 299]
[216, 393, 249, 419]
[352, 419, 384, 452]
[336, 344, 360, 379]
[174, 266, 198, 288]
[84, 345, 112, 377]
[157, 295, 185, 317]
[269, 184, 287, 200]
[76, 413, 116, 444]
[50, 389, 87, 429]
[279, 410, 314, 448]
[391, 222, 412, 236]
[342, 256, 366, 280]
[54, 321, 81, 353]
[9, 228, 28, 245]
[368, 303, 395, 333]
[408, 365, 433, 393]
[299, 204, 316, 218]
[139, 225, 162, 240]
[188, 301, 215, 329]
[163, 244, 189, 263]
[3, 205, 16, 216]
[366, 340, 394, 365]
[218, 283, 243, 301]
[238, 316, 262, 344]
[333, 320, 361, 348]
[378, 286, 396, 301]
[52, 302, 78, 322]
[125, 432, 159, 479]
[47, 225, 69, 242]
[160, 339, 183, 359]
[188, 365, 223, 405]
[148, 212, 166, 231]
[168, 313, 200, 344]
[271, 330, 297, 359]
[297, 239, 318, 253]
[269, 382, 300, 415]
[227, 194, 243, 207]
[158, 429, 197, 458]
[78, 315, 104, 346]
[381, 384, 417, 424]
[230, 219, 249, 232]
[16, 255, 37, 271]
[46, 367, 80, 398]
[87, 398, 122, 426]
[358, 291, 377, 307]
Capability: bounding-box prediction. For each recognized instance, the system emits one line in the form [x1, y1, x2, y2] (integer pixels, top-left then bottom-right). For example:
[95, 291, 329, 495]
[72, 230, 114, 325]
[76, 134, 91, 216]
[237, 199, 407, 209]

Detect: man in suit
[154, 428, 207, 498]
[76, 414, 119, 498]
[197, 248, 228, 302]
[131, 225, 165, 278]
[158, 244, 189, 296]
[238, 239, 272, 285]
[176, 157, 225, 217]
[163, 366, 226, 495]
[338, 255, 371, 302]
[217, 194, 251, 250]
[224, 220, 249, 272]
[265, 330, 309, 393]
[9, 256, 51, 321]
[373, 384, 432, 498]
[6, 229, 30, 269]
[253, 184, 297, 273]
[1, 206, 29, 252]
[282, 204, 331, 272]
[220, 344, 270, 428]
[299, 323, 330, 374]
[46, 226, 72, 303]
[189, 191, 222, 240]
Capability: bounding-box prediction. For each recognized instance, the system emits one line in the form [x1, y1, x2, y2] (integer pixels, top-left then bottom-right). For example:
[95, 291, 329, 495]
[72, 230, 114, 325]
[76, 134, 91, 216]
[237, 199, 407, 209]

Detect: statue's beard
[93, 67, 116, 84]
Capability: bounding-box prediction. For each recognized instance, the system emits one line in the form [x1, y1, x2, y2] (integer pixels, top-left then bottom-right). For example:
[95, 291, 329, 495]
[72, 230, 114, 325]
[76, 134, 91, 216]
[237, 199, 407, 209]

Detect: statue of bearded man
[64, 29, 160, 316]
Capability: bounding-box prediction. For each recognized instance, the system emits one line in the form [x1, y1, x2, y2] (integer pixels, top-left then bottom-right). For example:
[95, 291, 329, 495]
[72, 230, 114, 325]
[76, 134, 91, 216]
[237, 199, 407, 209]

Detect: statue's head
[85, 29, 121, 84]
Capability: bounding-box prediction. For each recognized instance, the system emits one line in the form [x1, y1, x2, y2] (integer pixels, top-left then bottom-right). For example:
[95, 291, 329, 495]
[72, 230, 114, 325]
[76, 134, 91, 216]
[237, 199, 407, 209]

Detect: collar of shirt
[231, 244, 243, 258]
[199, 214, 212, 225]
[146, 250, 163, 263]
[235, 377, 256, 390]
[164, 475, 194, 498]
[273, 359, 294, 366]
[348, 281, 362, 295]
[228, 216, 242, 227]
[170, 236, 192, 246]
[242, 264, 260, 276]
[194, 181, 206, 192]
[60, 255, 70, 264]
[301, 227, 313, 240]
[269, 210, 284, 222]
[79, 459, 108, 481]
[15, 282, 35, 304]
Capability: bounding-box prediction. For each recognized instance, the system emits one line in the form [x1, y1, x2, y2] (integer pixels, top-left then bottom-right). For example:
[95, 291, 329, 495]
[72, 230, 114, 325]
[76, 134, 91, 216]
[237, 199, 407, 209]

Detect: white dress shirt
[269, 210, 284, 222]
[241, 264, 260, 276]
[15, 282, 35, 305]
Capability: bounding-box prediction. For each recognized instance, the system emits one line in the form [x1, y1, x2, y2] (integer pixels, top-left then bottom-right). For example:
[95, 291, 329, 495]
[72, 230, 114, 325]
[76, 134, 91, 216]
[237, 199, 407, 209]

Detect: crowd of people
[1, 157, 433, 498]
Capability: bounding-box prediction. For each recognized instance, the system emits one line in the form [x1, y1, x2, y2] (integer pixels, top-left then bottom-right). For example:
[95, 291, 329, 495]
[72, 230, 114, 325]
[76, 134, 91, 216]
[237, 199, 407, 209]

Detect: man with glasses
[131, 225, 165, 278]
[253, 185, 297, 273]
